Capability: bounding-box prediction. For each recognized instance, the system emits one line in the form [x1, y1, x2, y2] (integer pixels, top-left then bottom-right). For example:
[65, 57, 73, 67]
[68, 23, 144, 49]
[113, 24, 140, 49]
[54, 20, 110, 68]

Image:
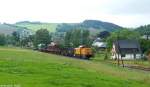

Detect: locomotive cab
[74, 45, 93, 59]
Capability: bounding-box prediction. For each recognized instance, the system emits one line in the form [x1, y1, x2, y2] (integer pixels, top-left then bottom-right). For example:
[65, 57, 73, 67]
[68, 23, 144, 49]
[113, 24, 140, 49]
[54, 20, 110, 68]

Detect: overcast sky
[0, 0, 149, 27]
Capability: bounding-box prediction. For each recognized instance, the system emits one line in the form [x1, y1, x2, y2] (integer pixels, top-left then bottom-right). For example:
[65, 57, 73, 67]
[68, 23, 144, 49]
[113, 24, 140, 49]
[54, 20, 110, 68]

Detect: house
[92, 38, 107, 50]
[111, 40, 142, 60]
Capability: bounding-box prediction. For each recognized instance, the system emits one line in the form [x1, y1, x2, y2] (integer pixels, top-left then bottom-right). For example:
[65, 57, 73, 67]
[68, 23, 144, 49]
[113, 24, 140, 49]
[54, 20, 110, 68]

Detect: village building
[92, 38, 107, 50]
[17, 28, 33, 40]
[111, 40, 142, 60]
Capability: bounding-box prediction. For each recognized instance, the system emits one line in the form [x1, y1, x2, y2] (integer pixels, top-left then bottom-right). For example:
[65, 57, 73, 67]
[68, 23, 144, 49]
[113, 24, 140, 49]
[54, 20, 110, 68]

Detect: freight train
[38, 43, 94, 59]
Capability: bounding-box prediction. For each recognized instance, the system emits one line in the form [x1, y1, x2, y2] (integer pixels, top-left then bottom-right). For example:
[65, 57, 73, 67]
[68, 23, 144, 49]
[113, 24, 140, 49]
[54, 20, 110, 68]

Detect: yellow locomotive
[74, 45, 93, 59]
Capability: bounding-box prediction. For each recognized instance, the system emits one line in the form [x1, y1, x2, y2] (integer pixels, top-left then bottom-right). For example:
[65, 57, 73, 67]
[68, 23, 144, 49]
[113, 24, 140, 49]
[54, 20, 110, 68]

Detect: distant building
[17, 29, 33, 40]
[92, 38, 107, 50]
[111, 40, 142, 60]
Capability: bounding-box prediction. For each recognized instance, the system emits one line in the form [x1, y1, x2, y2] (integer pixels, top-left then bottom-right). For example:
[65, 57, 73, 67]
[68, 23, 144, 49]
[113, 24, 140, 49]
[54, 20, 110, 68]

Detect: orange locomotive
[74, 45, 93, 59]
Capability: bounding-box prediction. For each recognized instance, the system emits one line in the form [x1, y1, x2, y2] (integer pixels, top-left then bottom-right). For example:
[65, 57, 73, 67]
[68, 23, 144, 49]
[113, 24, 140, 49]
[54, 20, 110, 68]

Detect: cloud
[0, 0, 149, 27]
[102, 0, 150, 15]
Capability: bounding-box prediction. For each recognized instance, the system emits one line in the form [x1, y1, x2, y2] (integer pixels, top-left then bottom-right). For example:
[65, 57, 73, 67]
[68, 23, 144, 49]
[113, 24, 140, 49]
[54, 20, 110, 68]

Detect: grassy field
[0, 47, 150, 87]
[15, 23, 58, 32]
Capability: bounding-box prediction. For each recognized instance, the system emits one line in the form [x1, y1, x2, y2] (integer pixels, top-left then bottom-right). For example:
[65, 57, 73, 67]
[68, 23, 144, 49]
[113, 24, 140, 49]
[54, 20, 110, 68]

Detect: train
[38, 43, 94, 59]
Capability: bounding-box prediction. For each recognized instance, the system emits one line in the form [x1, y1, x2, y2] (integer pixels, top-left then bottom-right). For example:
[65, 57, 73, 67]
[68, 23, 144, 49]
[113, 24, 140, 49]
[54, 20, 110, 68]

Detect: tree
[34, 29, 51, 47]
[20, 35, 34, 47]
[5, 35, 14, 45]
[64, 29, 91, 47]
[136, 25, 150, 40]
[107, 29, 140, 49]
[12, 31, 20, 46]
[82, 29, 91, 46]
[0, 34, 6, 45]
[140, 39, 150, 54]
[97, 31, 110, 39]
[64, 30, 72, 47]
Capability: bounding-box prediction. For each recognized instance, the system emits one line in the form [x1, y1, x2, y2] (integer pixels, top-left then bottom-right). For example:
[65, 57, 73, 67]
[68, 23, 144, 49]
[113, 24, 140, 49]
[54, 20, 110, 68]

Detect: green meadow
[15, 23, 58, 32]
[0, 47, 150, 87]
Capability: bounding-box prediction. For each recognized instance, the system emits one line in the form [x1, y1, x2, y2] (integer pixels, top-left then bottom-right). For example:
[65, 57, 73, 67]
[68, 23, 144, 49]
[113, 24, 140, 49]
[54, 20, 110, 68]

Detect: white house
[92, 38, 107, 49]
[111, 40, 142, 60]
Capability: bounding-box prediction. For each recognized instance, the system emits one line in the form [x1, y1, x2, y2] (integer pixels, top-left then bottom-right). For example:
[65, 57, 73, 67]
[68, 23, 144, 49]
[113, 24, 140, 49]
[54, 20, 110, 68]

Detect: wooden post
[117, 54, 120, 66]
[121, 56, 124, 67]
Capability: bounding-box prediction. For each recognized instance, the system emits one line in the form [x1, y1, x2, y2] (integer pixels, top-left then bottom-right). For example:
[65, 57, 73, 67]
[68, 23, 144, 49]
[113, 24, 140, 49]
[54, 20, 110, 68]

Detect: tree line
[0, 29, 50, 48]
[0, 26, 150, 55]
[0, 28, 92, 48]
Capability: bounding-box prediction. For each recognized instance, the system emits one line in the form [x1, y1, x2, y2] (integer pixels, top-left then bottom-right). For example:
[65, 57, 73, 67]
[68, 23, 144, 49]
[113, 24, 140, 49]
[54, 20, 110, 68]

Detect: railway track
[108, 61, 150, 71]
[124, 64, 150, 71]
[42, 51, 91, 60]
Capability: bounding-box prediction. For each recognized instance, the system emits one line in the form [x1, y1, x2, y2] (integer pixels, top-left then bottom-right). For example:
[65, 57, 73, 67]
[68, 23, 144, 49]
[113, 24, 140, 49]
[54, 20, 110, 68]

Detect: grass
[0, 47, 150, 87]
[15, 23, 58, 32]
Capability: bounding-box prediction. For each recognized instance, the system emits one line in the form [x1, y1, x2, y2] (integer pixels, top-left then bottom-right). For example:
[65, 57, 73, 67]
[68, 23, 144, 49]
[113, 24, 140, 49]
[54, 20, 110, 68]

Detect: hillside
[15, 20, 122, 33]
[56, 20, 123, 32]
[0, 23, 27, 35]
[15, 21, 58, 32]
[0, 47, 149, 87]
[82, 20, 122, 31]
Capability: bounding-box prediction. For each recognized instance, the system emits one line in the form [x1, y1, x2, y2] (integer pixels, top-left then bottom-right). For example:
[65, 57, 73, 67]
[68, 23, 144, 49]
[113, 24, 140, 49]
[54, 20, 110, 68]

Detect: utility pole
[117, 31, 120, 66]
[81, 29, 83, 45]
[117, 31, 124, 67]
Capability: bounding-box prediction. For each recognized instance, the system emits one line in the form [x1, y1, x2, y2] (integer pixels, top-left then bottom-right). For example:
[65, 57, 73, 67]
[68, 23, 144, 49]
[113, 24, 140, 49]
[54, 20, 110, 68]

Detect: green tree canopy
[0, 34, 6, 46]
[64, 29, 91, 47]
[135, 25, 150, 40]
[34, 29, 51, 47]
[12, 31, 20, 46]
[107, 29, 140, 49]
[140, 39, 150, 54]
[136, 25, 150, 35]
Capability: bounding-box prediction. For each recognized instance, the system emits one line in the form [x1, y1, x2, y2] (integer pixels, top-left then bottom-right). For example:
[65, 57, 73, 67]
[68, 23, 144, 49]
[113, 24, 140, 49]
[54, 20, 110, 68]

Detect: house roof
[115, 40, 139, 49]
[114, 40, 141, 54]
[92, 38, 107, 48]
[93, 38, 103, 42]
[92, 42, 107, 48]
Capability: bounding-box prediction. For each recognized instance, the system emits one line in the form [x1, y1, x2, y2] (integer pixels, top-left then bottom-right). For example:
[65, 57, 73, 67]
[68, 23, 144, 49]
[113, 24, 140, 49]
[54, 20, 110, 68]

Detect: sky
[0, 0, 149, 27]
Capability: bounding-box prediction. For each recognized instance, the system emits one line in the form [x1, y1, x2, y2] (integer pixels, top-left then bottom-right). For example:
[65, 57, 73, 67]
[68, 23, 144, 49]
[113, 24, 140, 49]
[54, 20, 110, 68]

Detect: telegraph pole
[81, 29, 83, 45]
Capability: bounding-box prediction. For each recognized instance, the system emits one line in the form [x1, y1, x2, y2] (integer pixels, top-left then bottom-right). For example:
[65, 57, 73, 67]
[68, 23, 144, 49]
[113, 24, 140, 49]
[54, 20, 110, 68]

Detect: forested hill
[15, 21, 42, 24]
[56, 20, 123, 32]
[0, 20, 123, 35]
